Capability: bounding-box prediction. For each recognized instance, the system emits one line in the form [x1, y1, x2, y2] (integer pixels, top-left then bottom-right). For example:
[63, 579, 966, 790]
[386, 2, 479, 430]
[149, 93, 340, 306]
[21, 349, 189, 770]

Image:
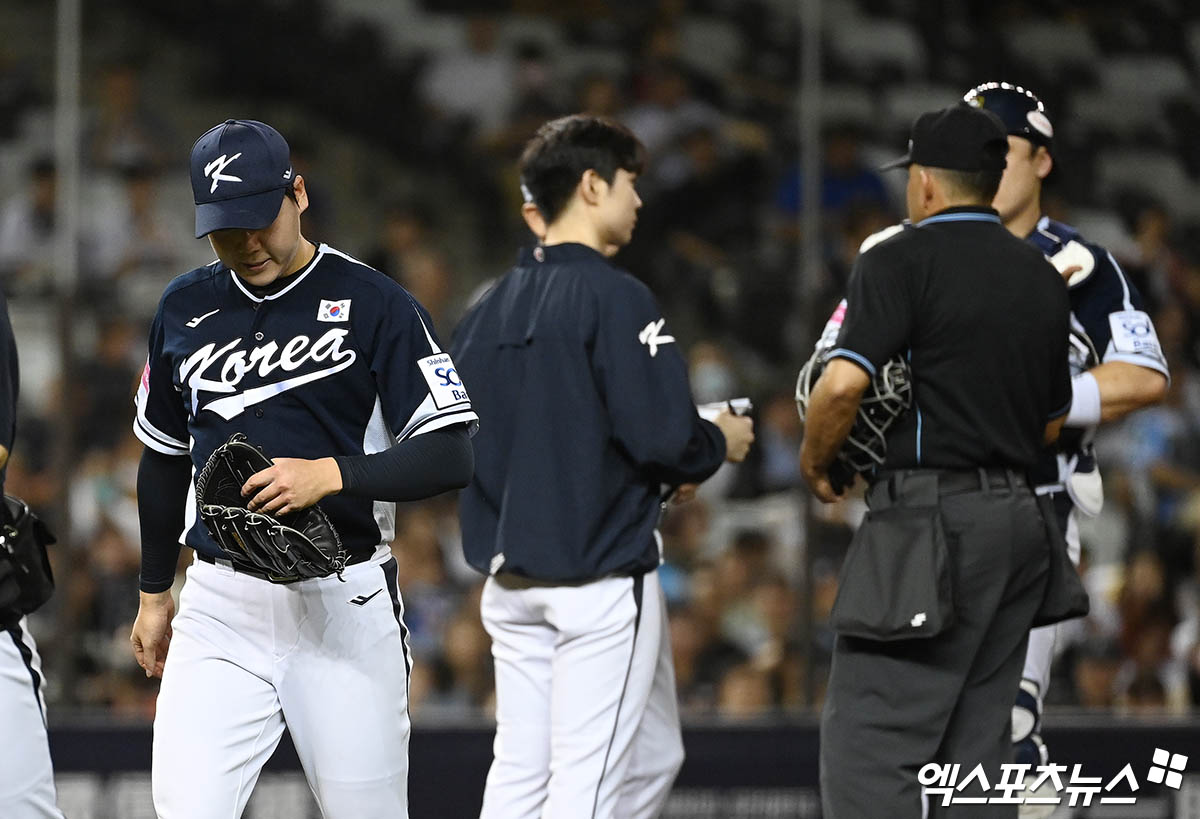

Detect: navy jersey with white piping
[1025, 216, 1168, 489]
[133, 242, 477, 563]
[451, 242, 726, 583]
[1026, 217, 1167, 378]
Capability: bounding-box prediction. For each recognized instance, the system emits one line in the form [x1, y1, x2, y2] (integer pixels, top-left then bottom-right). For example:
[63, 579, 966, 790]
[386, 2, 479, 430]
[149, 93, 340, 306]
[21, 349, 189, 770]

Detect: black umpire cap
[962, 81, 1054, 149]
[880, 105, 1009, 172]
[190, 119, 294, 238]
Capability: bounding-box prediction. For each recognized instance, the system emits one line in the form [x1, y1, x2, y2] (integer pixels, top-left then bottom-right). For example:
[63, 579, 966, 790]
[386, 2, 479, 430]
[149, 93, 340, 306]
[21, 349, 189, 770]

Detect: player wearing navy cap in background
[129, 119, 477, 819]
[963, 83, 1168, 815]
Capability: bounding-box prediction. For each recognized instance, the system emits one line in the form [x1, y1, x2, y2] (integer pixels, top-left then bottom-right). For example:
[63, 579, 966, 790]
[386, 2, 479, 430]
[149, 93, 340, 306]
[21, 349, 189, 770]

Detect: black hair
[518, 114, 646, 225]
[930, 167, 1004, 204]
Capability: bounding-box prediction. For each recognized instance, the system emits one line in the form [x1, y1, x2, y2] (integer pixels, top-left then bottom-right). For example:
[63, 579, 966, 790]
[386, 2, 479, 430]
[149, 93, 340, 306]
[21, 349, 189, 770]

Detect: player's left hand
[243, 457, 343, 516]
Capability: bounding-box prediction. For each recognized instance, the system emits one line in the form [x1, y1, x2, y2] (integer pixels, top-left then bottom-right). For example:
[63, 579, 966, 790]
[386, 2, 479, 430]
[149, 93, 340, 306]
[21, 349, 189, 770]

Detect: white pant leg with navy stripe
[0, 617, 64, 819]
[152, 554, 412, 819]
[479, 568, 684, 819]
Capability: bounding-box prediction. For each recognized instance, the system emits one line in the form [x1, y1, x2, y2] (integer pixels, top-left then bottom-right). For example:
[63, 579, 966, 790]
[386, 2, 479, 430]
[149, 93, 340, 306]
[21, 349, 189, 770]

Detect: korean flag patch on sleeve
[418, 353, 470, 409]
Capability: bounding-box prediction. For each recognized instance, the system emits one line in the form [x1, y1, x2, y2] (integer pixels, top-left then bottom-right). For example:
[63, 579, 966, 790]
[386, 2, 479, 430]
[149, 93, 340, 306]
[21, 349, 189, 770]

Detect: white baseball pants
[479, 568, 684, 819]
[0, 618, 63, 819]
[152, 555, 411, 819]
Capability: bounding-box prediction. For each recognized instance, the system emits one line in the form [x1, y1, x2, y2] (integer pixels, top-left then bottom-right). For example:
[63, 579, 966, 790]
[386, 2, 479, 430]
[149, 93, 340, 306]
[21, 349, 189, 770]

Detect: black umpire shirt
[832, 206, 1072, 470]
[452, 243, 726, 583]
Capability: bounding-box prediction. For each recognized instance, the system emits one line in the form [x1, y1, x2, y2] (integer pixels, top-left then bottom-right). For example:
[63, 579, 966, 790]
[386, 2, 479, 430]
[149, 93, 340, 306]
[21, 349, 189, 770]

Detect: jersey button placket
[248, 300, 268, 425]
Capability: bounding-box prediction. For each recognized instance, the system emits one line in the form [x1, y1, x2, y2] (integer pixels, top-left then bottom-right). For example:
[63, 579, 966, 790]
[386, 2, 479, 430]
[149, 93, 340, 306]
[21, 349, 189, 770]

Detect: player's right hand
[131, 590, 176, 679]
[714, 409, 754, 463]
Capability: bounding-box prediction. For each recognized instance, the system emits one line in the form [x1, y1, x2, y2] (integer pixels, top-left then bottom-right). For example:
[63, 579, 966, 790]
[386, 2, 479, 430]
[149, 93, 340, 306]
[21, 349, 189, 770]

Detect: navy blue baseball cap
[962, 82, 1054, 149]
[190, 119, 294, 238]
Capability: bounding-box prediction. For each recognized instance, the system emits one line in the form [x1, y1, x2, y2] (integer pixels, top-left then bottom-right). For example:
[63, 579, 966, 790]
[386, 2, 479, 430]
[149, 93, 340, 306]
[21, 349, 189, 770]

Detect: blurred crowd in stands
[1, 0, 1200, 723]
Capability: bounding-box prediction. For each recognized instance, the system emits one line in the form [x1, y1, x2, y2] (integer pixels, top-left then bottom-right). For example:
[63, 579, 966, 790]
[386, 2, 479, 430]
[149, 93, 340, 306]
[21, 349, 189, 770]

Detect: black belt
[874, 467, 1029, 497]
[492, 567, 648, 589]
[197, 550, 368, 583]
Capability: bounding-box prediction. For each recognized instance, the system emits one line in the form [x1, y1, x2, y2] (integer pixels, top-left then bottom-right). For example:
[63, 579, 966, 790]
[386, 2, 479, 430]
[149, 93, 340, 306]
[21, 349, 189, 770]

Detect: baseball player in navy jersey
[0, 290, 63, 819]
[452, 115, 754, 819]
[128, 119, 477, 819]
[961, 82, 1168, 812]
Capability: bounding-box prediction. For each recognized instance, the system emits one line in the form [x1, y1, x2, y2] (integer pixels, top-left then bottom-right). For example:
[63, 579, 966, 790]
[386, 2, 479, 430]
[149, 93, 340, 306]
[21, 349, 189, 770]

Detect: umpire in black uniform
[800, 105, 1073, 817]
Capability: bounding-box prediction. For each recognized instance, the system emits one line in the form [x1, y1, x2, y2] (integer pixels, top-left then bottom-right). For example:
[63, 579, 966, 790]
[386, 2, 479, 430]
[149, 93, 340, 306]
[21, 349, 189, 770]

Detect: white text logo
[638, 319, 675, 358]
[186, 309, 220, 328]
[203, 153, 243, 193]
[1148, 747, 1188, 789]
[180, 328, 357, 420]
[919, 747, 1190, 808]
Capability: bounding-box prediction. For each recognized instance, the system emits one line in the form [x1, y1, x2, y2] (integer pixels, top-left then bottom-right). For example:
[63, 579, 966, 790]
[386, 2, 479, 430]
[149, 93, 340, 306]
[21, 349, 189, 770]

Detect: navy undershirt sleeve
[334, 424, 473, 502]
[137, 448, 192, 593]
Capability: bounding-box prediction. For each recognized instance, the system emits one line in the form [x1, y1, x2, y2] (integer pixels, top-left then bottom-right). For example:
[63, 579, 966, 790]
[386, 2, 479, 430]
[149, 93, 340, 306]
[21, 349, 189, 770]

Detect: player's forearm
[137, 447, 191, 593]
[1095, 361, 1168, 423]
[1067, 362, 1168, 427]
[334, 424, 473, 502]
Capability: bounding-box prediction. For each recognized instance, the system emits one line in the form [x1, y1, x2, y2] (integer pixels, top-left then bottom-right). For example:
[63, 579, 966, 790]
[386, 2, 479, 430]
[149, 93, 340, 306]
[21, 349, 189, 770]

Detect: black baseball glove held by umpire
[196, 433, 347, 583]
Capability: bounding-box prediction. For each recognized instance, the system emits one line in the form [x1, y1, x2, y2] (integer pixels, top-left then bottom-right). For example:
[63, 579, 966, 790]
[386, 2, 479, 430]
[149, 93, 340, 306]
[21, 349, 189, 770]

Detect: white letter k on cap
[204, 153, 243, 193]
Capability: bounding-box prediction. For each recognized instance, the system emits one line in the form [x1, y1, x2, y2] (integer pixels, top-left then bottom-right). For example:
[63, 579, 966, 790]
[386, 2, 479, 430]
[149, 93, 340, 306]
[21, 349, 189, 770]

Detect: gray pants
[820, 477, 1050, 818]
